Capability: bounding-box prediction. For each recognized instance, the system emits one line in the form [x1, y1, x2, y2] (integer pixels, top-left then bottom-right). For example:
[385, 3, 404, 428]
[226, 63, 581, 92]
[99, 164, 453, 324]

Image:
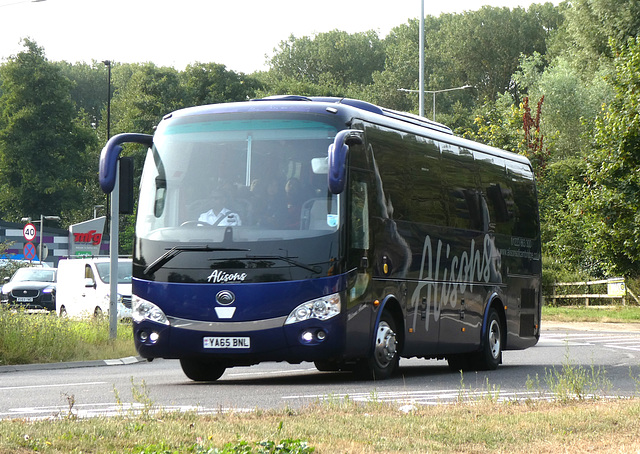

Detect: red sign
[23, 223, 36, 242]
[23, 242, 37, 261]
[73, 229, 102, 245]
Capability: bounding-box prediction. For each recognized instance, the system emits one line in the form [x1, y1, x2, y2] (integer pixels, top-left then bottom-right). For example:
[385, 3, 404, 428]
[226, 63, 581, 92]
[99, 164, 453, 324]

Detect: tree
[0, 39, 98, 224]
[552, 0, 640, 76]
[432, 6, 551, 103]
[181, 62, 261, 106]
[572, 36, 640, 277]
[267, 30, 386, 87]
[57, 61, 109, 130]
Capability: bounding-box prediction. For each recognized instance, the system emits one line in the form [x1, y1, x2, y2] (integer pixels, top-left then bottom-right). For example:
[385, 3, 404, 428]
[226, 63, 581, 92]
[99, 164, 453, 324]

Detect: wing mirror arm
[328, 129, 363, 194]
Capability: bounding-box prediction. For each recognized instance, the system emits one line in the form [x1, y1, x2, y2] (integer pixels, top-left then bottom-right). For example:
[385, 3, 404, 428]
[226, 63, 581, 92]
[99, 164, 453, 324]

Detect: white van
[56, 257, 132, 319]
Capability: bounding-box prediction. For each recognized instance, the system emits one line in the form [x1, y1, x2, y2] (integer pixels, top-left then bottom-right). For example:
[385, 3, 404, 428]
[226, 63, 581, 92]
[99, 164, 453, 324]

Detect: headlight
[104, 293, 124, 304]
[132, 295, 169, 325]
[42, 286, 55, 294]
[285, 293, 340, 325]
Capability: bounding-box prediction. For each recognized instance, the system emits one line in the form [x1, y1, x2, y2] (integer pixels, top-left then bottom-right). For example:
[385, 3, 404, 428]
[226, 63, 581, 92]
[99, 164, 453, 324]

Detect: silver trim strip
[168, 315, 286, 332]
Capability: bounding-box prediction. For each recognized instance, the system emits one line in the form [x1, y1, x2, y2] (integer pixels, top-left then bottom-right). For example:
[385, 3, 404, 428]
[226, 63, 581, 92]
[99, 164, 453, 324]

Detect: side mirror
[99, 133, 152, 194]
[328, 129, 363, 194]
[84, 277, 96, 289]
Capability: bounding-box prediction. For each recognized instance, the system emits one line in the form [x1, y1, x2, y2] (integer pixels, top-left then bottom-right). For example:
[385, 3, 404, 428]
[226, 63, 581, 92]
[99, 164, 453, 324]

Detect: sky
[0, 0, 559, 74]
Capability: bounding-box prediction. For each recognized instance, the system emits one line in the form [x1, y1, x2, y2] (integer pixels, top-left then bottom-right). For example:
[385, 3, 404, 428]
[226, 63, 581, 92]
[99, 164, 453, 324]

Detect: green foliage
[210, 437, 314, 454]
[463, 93, 524, 152]
[268, 30, 385, 87]
[545, 352, 611, 402]
[0, 39, 99, 224]
[0, 2, 639, 283]
[432, 6, 551, 102]
[564, 36, 640, 277]
[0, 309, 134, 365]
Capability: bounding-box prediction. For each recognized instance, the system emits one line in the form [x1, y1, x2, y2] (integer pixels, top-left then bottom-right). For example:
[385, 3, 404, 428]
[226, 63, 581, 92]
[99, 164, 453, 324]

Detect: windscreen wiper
[244, 255, 322, 274]
[144, 245, 250, 276]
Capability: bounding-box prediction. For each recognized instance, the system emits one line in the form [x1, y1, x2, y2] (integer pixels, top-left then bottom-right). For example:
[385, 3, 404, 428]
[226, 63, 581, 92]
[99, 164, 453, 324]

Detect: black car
[1, 267, 57, 312]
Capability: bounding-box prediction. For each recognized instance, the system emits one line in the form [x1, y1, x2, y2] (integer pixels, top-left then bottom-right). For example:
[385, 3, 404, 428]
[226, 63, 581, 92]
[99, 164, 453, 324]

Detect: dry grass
[0, 397, 640, 453]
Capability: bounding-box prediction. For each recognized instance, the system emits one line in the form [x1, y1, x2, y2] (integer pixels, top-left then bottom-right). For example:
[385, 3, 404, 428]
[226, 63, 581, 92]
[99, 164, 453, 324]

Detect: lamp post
[398, 85, 473, 121]
[93, 205, 105, 218]
[20, 214, 60, 262]
[101, 60, 117, 339]
[102, 60, 111, 140]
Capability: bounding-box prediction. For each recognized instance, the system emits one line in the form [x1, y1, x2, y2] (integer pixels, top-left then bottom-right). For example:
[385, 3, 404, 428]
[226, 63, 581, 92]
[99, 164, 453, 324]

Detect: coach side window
[350, 177, 370, 250]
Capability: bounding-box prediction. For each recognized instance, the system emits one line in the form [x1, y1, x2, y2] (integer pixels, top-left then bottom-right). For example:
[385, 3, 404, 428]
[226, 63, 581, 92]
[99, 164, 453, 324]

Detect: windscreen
[12, 268, 55, 283]
[136, 114, 340, 244]
[95, 261, 133, 284]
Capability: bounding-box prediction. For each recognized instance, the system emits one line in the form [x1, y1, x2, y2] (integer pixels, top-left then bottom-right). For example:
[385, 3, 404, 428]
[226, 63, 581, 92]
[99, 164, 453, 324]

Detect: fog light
[139, 331, 149, 342]
[316, 330, 326, 340]
[149, 332, 160, 343]
[301, 331, 314, 342]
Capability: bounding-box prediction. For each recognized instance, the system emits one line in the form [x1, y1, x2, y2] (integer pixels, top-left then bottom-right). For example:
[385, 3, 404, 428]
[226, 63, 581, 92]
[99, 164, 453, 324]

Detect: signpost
[22, 223, 38, 261]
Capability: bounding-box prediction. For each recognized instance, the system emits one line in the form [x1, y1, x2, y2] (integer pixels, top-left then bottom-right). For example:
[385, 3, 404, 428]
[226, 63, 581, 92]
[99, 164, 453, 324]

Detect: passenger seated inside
[283, 177, 304, 229]
[251, 178, 285, 228]
[198, 188, 242, 226]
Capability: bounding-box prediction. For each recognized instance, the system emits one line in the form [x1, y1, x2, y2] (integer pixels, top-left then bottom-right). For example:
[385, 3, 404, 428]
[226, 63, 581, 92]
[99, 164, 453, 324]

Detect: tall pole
[103, 60, 111, 140]
[103, 59, 117, 339]
[39, 214, 44, 262]
[419, 0, 425, 118]
[108, 166, 119, 339]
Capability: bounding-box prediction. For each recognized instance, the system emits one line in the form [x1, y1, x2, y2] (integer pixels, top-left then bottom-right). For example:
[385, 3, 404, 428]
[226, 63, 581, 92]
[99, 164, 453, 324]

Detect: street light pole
[397, 85, 473, 121]
[419, 0, 425, 118]
[101, 59, 118, 339]
[38, 215, 60, 262]
[102, 60, 111, 140]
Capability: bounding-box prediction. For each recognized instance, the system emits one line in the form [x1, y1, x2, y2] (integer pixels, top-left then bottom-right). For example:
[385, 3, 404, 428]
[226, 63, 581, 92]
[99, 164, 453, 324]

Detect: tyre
[314, 360, 345, 372]
[474, 307, 503, 370]
[179, 358, 226, 381]
[356, 311, 399, 380]
[447, 354, 469, 372]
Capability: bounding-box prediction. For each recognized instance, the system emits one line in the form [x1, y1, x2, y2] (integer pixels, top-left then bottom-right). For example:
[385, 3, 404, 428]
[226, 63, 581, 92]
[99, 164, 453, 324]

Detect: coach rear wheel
[179, 358, 226, 382]
[475, 307, 503, 370]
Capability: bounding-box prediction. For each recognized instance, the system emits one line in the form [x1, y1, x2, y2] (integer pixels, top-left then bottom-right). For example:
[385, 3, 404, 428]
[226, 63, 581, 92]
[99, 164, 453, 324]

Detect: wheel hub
[375, 322, 397, 366]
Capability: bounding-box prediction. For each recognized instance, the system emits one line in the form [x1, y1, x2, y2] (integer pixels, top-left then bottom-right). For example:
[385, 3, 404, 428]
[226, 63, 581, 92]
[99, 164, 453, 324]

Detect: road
[1, 324, 639, 419]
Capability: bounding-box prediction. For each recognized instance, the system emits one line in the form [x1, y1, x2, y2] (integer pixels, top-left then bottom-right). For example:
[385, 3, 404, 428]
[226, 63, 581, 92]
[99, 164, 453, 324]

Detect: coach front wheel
[356, 311, 399, 380]
[179, 358, 226, 382]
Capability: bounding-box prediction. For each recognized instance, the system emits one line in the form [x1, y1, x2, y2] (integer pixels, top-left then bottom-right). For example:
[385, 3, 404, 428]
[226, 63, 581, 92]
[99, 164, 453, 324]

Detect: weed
[545, 350, 611, 402]
[130, 377, 156, 418]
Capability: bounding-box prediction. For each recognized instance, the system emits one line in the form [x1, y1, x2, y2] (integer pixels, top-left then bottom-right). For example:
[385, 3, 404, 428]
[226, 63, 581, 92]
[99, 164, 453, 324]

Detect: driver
[198, 189, 242, 226]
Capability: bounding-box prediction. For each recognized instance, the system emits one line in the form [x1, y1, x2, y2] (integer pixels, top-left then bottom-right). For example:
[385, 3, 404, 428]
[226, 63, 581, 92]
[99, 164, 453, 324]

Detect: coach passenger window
[350, 179, 370, 250]
[441, 144, 478, 230]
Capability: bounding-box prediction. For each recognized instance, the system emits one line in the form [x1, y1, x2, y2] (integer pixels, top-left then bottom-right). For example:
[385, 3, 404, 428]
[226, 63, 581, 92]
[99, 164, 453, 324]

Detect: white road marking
[0, 381, 106, 391]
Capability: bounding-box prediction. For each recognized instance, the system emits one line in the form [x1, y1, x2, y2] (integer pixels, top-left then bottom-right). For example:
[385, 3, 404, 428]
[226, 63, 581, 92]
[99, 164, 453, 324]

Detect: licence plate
[16, 297, 33, 302]
[203, 337, 250, 349]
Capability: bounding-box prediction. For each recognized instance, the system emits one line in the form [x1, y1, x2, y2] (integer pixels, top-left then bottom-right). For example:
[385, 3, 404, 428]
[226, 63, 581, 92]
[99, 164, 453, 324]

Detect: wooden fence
[550, 277, 639, 306]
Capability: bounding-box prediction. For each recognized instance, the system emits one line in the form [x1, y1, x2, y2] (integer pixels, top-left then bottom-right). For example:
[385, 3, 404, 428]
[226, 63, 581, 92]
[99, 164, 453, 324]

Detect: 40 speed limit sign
[23, 223, 37, 242]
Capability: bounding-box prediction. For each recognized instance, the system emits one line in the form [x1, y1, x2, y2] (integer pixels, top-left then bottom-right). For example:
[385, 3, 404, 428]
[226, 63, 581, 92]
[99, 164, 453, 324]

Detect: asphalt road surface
[1, 323, 639, 420]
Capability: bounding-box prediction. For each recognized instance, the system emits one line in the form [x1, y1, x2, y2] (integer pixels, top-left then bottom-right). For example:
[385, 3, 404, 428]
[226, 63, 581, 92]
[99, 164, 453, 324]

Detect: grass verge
[543, 305, 640, 324]
[1, 397, 640, 453]
[0, 309, 135, 366]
